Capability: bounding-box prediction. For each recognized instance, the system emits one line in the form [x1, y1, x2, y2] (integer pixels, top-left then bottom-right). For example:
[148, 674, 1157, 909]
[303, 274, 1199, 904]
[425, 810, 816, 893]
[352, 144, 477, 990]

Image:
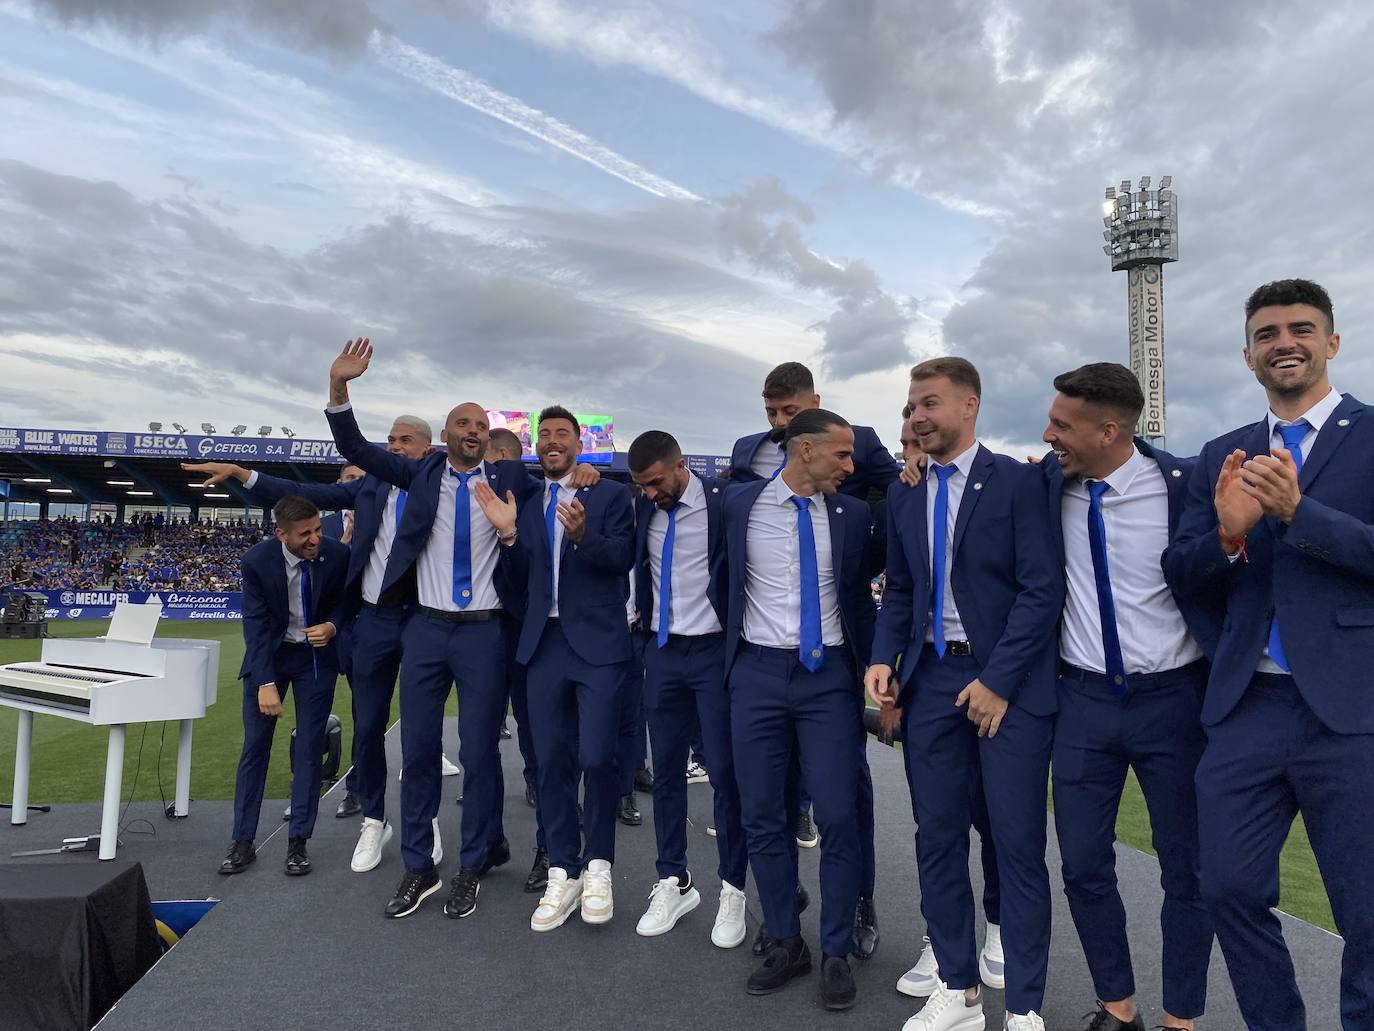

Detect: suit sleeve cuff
[244, 471, 259, 489]
[325, 402, 352, 414]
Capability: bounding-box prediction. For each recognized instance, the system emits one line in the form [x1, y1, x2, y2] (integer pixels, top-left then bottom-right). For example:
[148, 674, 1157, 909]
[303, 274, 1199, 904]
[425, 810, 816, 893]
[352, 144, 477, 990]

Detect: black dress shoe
[633, 764, 654, 793]
[218, 839, 255, 875]
[524, 783, 538, 808]
[524, 848, 550, 893]
[746, 935, 812, 995]
[1081, 1004, 1146, 1031]
[284, 838, 311, 876]
[443, 868, 481, 919]
[820, 954, 857, 1010]
[385, 868, 442, 919]
[617, 793, 642, 826]
[852, 894, 879, 960]
[752, 884, 810, 955]
[476, 838, 511, 877]
[335, 791, 361, 818]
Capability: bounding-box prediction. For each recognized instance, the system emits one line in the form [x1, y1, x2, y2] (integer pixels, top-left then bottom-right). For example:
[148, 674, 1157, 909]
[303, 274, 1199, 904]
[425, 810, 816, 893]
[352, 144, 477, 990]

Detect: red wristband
[1218, 526, 1248, 562]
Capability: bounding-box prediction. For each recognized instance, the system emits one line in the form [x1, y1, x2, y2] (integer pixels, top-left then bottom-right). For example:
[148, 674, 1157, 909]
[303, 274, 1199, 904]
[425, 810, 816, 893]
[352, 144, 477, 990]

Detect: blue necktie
[394, 488, 407, 527]
[770, 447, 787, 480]
[300, 558, 317, 680]
[656, 503, 680, 649]
[544, 483, 560, 602]
[1267, 421, 1309, 672]
[930, 463, 958, 658]
[791, 496, 823, 673]
[451, 469, 476, 608]
[1087, 480, 1128, 697]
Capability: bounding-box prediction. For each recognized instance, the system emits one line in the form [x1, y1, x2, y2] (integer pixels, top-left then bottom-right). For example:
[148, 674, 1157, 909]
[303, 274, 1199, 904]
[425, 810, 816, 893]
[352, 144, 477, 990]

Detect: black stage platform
[2, 721, 1343, 1029]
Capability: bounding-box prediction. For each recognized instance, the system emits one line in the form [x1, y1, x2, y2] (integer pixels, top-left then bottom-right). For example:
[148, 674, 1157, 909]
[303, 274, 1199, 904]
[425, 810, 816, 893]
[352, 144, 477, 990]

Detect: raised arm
[183, 462, 363, 510]
[324, 339, 421, 489]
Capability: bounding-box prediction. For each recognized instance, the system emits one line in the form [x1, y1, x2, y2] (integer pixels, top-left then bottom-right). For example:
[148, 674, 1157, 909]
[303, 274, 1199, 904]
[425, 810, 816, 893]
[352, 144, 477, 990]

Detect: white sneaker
[1004, 1013, 1044, 1031]
[431, 817, 442, 866]
[581, 858, 614, 924]
[686, 760, 709, 784]
[635, 875, 701, 936]
[531, 868, 582, 931]
[706, 824, 717, 837]
[902, 983, 985, 1031]
[441, 753, 461, 777]
[711, 882, 747, 948]
[350, 817, 393, 873]
[897, 936, 942, 997]
[979, 922, 1005, 989]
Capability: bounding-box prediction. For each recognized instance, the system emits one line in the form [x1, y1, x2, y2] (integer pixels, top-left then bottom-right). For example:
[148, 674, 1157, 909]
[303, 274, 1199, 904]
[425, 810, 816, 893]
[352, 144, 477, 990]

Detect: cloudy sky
[1, 0, 1371, 456]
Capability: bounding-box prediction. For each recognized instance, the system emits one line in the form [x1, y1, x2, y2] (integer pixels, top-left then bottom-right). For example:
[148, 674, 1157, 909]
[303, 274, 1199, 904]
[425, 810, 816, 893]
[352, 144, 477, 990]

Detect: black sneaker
[218, 839, 255, 875]
[384, 868, 442, 919]
[752, 884, 809, 955]
[524, 848, 550, 893]
[819, 954, 856, 1010]
[617, 793, 642, 826]
[852, 894, 879, 960]
[284, 838, 311, 876]
[443, 868, 481, 919]
[747, 935, 812, 995]
[1081, 1004, 1145, 1031]
[796, 811, 818, 848]
[476, 838, 511, 877]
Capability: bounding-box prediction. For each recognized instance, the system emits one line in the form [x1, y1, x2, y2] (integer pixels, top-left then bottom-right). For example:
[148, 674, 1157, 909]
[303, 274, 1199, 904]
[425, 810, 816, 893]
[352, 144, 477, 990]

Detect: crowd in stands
[1, 514, 270, 592]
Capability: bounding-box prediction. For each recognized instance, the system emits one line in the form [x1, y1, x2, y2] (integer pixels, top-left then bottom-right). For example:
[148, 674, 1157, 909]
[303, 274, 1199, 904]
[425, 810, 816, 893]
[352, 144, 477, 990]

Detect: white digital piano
[0, 602, 219, 859]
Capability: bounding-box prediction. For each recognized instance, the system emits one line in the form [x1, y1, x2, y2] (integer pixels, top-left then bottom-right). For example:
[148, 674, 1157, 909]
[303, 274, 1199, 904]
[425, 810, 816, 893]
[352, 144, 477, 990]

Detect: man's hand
[955, 678, 1009, 738]
[899, 454, 926, 488]
[181, 461, 249, 486]
[1241, 449, 1303, 524]
[556, 497, 587, 544]
[473, 481, 518, 537]
[1215, 448, 1264, 545]
[568, 464, 600, 488]
[305, 622, 336, 647]
[865, 663, 897, 707]
[258, 683, 283, 717]
[329, 338, 372, 406]
[341, 511, 355, 545]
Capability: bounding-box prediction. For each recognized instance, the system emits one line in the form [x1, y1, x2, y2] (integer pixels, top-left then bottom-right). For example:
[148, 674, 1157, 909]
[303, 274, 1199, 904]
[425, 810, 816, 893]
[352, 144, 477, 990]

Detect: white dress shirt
[1061, 447, 1203, 674]
[648, 474, 722, 636]
[750, 436, 786, 479]
[924, 441, 979, 644]
[743, 475, 844, 649]
[359, 486, 403, 606]
[544, 473, 576, 618]
[418, 461, 502, 612]
[281, 542, 308, 643]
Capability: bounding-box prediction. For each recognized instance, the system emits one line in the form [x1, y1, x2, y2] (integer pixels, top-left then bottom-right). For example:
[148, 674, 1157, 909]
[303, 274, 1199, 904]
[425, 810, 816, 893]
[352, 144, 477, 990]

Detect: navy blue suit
[1162, 394, 1374, 1030]
[320, 510, 346, 541]
[729, 425, 900, 500]
[872, 444, 1062, 1015]
[1043, 441, 1214, 1018]
[723, 478, 878, 959]
[244, 467, 410, 825]
[634, 473, 748, 890]
[232, 536, 348, 843]
[504, 478, 635, 877]
[327, 404, 536, 873]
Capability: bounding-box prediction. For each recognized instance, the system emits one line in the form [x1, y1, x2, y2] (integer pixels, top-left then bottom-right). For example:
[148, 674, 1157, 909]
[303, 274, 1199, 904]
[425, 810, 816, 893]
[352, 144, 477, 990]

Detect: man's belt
[420, 606, 497, 624]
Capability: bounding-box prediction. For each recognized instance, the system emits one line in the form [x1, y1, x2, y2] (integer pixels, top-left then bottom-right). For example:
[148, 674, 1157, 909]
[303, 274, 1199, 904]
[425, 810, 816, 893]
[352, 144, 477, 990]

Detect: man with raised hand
[1163, 279, 1374, 1030]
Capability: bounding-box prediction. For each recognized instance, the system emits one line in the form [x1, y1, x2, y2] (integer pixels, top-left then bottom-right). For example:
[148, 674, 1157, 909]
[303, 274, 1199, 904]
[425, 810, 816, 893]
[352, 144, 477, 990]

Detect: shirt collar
[546, 470, 575, 496]
[280, 542, 302, 569]
[1087, 445, 1150, 498]
[448, 460, 487, 481]
[679, 472, 705, 511]
[926, 440, 980, 482]
[770, 471, 821, 507]
[1267, 387, 1341, 436]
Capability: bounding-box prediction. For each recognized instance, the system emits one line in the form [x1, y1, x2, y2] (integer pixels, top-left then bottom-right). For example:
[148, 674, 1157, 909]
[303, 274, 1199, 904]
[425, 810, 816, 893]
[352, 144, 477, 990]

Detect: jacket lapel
[1299, 394, 1360, 490]
[1043, 454, 1066, 566]
[952, 445, 996, 557]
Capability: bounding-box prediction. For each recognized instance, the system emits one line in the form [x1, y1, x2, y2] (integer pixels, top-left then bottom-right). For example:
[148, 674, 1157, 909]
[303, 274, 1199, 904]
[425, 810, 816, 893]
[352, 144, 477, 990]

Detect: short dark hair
[1245, 279, 1334, 335]
[784, 408, 850, 451]
[627, 430, 682, 474]
[537, 405, 580, 436]
[273, 495, 319, 528]
[488, 428, 522, 457]
[910, 356, 982, 399]
[1053, 363, 1144, 428]
[901, 402, 912, 419]
[762, 362, 815, 400]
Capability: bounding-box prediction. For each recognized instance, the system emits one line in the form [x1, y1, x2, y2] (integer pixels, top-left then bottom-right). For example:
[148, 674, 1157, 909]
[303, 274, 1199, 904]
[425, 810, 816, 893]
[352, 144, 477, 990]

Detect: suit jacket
[1162, 393, 1374, 732]
[871, 444, 1063, 715]
[633, 471, 729, 638]
[505, 479, 636, 667]
[729, 426, 901, 500]
[320, 510, 347, 541]
[722, 479, 881, 680]
[325, 405, 538, 607]
[1040, 438, 1221, 662]
[238, 536, 349, 689]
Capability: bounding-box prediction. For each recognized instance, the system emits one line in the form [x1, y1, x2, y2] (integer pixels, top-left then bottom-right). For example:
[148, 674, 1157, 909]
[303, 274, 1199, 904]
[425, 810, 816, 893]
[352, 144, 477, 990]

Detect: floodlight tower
[1102, 175, 1177, 447]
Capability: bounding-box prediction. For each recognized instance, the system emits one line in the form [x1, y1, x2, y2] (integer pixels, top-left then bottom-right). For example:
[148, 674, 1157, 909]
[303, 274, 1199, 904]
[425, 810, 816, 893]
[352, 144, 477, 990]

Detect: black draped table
[0, 861, 161, 1031]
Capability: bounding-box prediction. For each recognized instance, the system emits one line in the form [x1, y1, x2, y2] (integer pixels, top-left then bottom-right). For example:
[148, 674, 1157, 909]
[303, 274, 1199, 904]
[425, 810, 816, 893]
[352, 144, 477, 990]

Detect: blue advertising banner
[37, 590, 243, 621]
[0, 426, 346, 465]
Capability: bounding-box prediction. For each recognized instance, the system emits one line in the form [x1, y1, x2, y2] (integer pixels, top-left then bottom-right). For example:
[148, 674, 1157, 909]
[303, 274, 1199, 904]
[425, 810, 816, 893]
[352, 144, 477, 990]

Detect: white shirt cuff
[244, 471, 259, 489]
[325, 402, 352, 414]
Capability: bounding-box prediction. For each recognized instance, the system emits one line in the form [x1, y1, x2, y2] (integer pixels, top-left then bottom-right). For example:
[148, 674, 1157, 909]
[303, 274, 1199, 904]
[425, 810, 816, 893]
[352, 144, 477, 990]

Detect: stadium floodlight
[257, 425, 273, 436]
[201, 423, 216, 435]
[22, 477, 51, 483]
[1159, 175, 1172, 188]
[281, 426, 296, 438]
[46, 488, 73, 494]
[127, 490, 154, 496]
[148, 422, 162, 432]
[204, 493, 230, 499]
[231, 424, 248, 436]
[172, 422, 187, 434]
[107, 480, 135, 486]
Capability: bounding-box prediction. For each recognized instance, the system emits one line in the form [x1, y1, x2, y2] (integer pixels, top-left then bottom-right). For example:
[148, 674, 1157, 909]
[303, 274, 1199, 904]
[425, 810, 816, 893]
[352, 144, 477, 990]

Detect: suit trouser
[1053, 661, 1213, 1018]
[731, 644, 863, 958]
[644, 632, 748, 889]
[348, 604, 409, 822]
[232, 641, 337, 842]
[904, 647, 1053, 1016]
[337, 615, 359, 796]
[1196, 672, 1374, 1031]
[397, 613, 506, 872]
[501, 615, 549, 852]
[617, 632, 648, 796]
[526, 620, 627, 877]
